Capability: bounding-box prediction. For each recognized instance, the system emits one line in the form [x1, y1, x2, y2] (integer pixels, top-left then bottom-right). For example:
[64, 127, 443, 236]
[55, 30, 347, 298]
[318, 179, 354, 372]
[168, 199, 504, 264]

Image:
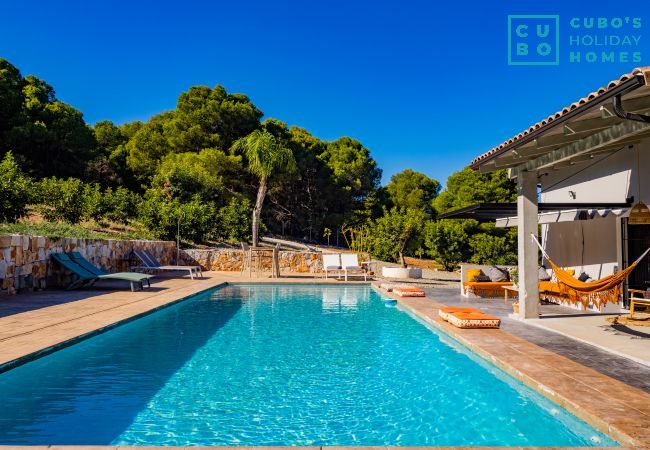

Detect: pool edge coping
[0, 282, 229, 374]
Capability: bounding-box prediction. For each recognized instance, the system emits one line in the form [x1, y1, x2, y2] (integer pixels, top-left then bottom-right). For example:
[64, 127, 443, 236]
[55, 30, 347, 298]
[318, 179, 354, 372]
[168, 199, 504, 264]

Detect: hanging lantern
[628, 201, 650, 225]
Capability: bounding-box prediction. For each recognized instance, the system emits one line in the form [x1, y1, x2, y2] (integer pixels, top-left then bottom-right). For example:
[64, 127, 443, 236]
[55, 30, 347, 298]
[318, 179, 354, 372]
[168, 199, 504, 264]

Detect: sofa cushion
[538, 266, 551, 281]
[465, 268, 482, 281]
[578, 272, 590, 282]
[484, 265, 508, 282]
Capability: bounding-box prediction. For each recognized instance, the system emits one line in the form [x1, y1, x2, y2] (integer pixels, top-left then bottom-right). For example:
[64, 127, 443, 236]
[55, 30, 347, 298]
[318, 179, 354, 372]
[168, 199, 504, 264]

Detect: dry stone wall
[0, 236, 330, 295]
[0, 235, 175, 294]
[181, 248, 323, 273]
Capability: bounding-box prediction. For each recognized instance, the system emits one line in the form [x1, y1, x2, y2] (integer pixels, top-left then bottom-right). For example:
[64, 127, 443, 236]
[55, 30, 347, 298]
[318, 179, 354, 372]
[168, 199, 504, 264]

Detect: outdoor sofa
[460, 264, 514, 298]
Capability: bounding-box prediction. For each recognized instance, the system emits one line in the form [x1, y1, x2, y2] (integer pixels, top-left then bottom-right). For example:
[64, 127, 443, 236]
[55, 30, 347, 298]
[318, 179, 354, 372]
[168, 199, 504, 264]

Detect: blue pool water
[0, 285, 616, 446]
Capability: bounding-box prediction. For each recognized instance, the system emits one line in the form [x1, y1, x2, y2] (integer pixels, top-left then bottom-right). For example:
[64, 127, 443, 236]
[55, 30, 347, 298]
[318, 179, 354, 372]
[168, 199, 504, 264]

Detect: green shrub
[103, 187, 140, 223]
[82, 183, 105, 221]
[215, 197, 253, 243]
[367, 207, 426, 266]
[138, 192, 217, 243]
[469, 231, 517, 265]
[37, 177, 86, 223]
[423, 220, 473, 271]
[0, 219, 153, 240]
[0, 152, 32, 221]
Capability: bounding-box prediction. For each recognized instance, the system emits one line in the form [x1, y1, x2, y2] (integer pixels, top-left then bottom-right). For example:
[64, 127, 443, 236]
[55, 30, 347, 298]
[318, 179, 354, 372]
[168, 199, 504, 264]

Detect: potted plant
[510, 268, 519, 314]
[510, 268, 519, 287]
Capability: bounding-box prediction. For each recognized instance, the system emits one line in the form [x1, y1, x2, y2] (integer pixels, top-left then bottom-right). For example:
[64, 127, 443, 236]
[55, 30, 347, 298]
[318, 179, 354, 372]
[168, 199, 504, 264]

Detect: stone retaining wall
[181, 248, 323, 273]
[0, 235, 176, 294]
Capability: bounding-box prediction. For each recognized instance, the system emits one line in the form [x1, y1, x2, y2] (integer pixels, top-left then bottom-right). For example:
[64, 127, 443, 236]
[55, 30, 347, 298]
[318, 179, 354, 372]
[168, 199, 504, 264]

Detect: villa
[443, 67, 650, 318]
[1, 70, 650, 449]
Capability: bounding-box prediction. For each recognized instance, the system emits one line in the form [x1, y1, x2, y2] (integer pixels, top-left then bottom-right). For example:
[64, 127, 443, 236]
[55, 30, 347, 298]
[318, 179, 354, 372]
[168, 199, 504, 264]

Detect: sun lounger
[447, 311, 500, 329]
[131, 249, 202, 279]
[322, 253, 343, 279]
[392, 286, 425, 297]
[52, 252, 153, 291]
[340, 253, 367, 281]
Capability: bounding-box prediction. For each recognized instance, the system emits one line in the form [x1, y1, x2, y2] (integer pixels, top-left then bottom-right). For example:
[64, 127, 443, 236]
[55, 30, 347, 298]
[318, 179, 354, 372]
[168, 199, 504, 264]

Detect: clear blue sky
[1, 0, 648, 184]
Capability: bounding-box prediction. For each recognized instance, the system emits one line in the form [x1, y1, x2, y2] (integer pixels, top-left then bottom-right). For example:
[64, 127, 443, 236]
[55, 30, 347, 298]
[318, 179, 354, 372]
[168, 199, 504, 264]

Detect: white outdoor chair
[341, 253, 367, 281]
[322, 253, 343, 279]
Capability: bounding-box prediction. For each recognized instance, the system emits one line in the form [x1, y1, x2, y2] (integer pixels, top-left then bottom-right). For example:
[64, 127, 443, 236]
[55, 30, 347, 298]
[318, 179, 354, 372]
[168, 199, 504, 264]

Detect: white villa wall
[541, 216, 619, 280]
[537, 137, 650, 311]
[540, 139, 650, 204]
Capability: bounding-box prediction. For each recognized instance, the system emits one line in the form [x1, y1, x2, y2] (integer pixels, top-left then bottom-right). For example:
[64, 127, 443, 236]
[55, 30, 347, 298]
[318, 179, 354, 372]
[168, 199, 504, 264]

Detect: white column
[517, 170, 539, 319]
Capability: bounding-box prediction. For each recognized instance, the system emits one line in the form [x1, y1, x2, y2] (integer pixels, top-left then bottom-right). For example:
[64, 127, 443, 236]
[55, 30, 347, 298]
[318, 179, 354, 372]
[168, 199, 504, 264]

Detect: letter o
[537, 43, 552, 56]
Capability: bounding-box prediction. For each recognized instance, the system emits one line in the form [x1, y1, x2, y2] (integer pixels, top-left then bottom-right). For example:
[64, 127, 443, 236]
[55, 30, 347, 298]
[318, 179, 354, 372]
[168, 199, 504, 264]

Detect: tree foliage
[434, 167, 516, 213]
[368, 207, 426, 266]
[0, 60, 96, 178]
[0, 152, 32, 221]
[153, 148, 243, 204]
[215, 197, 253, 243]
[0, 57, 389, 246]
[423, 166, 518, 269]
[385, 169, 440, 215]
[423, 220, 473, 271]
[469, 229, 518, 265]
[231, 127, 296, 246]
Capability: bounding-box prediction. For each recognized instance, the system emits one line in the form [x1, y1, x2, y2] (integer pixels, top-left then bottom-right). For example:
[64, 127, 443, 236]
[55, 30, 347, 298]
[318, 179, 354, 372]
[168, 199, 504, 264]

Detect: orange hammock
[532, 234, 650, 308]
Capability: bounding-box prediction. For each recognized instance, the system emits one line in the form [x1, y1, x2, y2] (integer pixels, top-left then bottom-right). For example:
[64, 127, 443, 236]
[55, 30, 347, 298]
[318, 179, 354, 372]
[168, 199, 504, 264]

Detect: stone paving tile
[426, 287, 650, 393]
[0, 275, 228, 369]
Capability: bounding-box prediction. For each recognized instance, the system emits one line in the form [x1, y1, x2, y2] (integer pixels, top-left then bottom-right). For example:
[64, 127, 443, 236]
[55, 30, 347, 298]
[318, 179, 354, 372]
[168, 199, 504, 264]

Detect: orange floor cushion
[392, 287, 425, 297]
[447, 311, 501, 329]
[463, 281, 513, 297]
[438, 307, 479, 321]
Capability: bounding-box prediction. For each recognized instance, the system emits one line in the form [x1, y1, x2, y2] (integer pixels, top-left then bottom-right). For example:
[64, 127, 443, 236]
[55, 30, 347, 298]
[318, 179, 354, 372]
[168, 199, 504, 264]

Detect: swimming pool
[0, 284, 616, 446]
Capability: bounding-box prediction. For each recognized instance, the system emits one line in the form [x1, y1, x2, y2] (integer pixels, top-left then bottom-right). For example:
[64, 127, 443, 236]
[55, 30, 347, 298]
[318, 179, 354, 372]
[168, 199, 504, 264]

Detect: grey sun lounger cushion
[52, 252, 153, 291]
[132, 249, 202, 279]
[68, 251, 108, 276]
[144, 250, 201, 271]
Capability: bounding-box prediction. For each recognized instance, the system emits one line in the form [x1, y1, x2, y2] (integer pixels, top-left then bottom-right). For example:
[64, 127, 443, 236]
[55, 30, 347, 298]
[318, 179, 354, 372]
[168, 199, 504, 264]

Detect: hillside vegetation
[0, 57, 517, 268]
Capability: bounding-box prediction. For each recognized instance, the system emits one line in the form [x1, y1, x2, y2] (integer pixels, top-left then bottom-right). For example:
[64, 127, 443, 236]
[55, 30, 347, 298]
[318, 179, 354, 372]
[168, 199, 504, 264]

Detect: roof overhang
[436, 202, 632, 221]
[496, 207, 629, 227]
[471, 68, 650, 174]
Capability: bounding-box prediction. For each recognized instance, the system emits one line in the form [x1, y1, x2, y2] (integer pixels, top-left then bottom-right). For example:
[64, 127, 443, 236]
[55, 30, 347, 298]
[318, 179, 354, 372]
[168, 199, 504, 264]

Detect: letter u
[537, 24, 550, 37]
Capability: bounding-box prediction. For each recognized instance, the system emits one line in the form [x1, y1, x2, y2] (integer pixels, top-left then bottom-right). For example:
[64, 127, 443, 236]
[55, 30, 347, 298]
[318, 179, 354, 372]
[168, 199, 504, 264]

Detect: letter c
[516, 25, 528, 38]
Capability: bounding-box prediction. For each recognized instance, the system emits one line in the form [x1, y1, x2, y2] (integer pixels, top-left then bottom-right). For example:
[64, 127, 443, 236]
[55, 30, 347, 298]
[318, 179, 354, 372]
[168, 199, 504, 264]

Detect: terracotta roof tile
[471, 67, 650, 167]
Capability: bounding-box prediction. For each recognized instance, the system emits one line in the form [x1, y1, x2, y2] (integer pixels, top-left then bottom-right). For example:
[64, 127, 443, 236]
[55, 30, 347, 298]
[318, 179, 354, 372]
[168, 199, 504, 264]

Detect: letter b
[517, 43, 529, 56]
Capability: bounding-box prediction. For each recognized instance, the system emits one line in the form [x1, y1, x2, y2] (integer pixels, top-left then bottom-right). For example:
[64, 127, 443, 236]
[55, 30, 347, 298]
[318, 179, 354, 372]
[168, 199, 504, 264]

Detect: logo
[508, 15, 560, 65]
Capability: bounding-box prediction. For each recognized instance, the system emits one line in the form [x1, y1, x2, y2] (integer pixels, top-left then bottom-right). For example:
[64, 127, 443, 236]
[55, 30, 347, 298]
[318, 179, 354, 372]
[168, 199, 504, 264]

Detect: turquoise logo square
[508, 15, 560, 65]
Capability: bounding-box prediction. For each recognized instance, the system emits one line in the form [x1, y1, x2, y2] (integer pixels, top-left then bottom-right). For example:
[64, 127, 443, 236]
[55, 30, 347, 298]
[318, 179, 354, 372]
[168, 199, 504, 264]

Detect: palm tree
[231, 129, 296, 246]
